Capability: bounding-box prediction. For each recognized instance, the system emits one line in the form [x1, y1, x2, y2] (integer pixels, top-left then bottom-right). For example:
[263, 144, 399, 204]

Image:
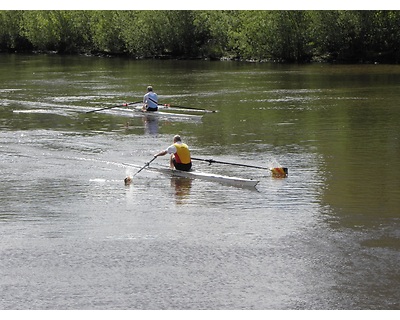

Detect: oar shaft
[160, 103, 216, 113]
[134, 156, 157, 176]
[86, 100, 142, 114]
[147, 96, 216, 113]
[191, 157, 268, 170]
[192, 157, 288, 177]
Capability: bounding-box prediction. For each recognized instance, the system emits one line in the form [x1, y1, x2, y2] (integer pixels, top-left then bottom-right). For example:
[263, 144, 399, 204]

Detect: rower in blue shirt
[142, 85, 158, 112]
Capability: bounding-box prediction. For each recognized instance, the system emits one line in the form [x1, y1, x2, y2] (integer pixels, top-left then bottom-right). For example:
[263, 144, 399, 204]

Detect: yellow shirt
[173, 142, 191, 164]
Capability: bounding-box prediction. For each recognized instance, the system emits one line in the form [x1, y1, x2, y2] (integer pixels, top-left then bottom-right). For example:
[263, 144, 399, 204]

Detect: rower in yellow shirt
[154, 135, 192, 171]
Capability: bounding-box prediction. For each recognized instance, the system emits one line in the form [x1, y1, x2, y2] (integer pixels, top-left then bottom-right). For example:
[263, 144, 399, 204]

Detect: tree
[89, 11, 125, 54]
[0, 10, 398, 63]
[0, 11, 31, 52]
[21, 11, 92, 53]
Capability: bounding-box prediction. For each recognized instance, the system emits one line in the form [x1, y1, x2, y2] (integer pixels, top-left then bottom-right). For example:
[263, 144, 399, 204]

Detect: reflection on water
[170, 176, 192, 205]
[122, 114, 160, 135]
[143, 114, 159, 135]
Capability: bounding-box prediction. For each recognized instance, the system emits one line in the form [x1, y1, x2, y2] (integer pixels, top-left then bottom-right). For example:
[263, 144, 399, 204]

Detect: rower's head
[147, 85, 153, 92]
[173, 135, 181, 143]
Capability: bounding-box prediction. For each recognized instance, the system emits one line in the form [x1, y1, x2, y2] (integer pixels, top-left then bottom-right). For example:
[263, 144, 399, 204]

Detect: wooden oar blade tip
[124, 176, 133, 185]
[271, 167, 288, 178]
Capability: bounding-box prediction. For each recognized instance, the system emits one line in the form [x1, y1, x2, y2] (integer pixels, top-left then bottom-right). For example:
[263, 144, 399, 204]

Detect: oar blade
[271, 167, 288, 178]
[124, 176, 132, 185]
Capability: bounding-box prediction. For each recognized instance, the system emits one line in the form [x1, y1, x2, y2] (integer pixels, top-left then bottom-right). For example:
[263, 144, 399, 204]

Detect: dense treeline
[1, 10, 400, 63]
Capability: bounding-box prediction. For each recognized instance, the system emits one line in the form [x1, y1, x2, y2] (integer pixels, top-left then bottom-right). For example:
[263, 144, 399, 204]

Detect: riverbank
[1, 50, 393, 65]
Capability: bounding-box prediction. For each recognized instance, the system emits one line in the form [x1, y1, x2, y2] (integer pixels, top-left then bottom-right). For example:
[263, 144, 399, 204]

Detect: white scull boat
[125, 163, 259, 188]
[100, 105, 203, 120]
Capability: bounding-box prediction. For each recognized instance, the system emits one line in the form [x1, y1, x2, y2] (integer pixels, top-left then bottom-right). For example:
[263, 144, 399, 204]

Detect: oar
[86, 100, 142, 114]
[191, 157, 288, 177]
[124, 156, 157, 185]
[160, 103, 217, 113]
[134, 156, 157, 175]
[147, 96, 216, 113]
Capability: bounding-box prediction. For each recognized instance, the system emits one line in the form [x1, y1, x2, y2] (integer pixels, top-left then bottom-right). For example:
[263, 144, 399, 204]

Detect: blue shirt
[143, 92, 158, 110]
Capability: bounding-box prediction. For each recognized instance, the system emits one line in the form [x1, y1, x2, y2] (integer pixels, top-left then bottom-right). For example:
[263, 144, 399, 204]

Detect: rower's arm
[154, 150, 167, 157]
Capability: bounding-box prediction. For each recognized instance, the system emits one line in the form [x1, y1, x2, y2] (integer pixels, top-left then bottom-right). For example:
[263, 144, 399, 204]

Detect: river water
[0, 54, 399, 310]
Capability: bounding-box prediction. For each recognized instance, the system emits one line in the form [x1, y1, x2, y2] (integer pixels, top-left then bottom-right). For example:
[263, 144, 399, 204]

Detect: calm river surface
[0, 54, 399, 310]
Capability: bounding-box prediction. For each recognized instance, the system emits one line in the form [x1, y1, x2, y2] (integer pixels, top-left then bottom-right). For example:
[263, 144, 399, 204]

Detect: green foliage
[311, 11, 400, 63]
[0, 11, 30, 51]
[20, 11, 92, 53]
[0, 10, 399, 63]
[89, 11, 125, 53]
[237, 11, 313, 62]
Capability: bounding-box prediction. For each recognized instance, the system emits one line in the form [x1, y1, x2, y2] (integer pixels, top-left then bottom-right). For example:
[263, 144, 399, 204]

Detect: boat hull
[108, 106, 203, 120]
[125, 163, 259, 188]
[158, 167, 259, 188]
